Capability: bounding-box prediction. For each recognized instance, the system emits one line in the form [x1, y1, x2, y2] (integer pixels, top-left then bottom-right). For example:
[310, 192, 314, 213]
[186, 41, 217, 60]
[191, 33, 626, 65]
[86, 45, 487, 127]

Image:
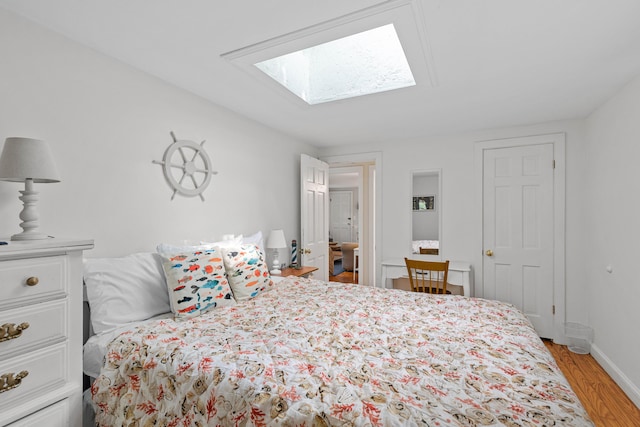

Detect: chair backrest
[404, 258, 450, 294]
[419, 247, 439, 255]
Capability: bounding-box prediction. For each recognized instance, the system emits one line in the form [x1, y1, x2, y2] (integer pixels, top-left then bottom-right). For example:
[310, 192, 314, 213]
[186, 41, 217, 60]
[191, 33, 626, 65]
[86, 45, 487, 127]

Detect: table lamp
[267, 229, 287, 274]
[0, 137, 61, 240]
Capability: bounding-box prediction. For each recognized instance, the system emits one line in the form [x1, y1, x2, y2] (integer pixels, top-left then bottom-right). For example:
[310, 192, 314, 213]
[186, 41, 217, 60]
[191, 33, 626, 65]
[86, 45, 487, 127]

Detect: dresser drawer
[0, 300, 67, 360]
[0, 256, 66, 310]
[0, 343, 67, 411]
[8, 398, 69, 426]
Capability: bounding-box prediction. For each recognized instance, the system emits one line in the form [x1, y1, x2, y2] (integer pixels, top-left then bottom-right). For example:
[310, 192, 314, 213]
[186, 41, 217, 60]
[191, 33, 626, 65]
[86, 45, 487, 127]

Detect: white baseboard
[590, 343, 640, 408]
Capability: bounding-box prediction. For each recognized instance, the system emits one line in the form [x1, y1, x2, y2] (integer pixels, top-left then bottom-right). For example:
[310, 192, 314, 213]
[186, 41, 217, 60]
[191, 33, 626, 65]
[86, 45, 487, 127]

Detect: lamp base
[11, 179, 52, 241]
[270, 255, 282, 276]
[11, 231, 51, 241]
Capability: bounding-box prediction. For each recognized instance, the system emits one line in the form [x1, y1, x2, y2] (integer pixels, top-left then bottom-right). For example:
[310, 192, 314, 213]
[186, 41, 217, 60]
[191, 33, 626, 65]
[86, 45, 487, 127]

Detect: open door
[300, 154, 329, 281]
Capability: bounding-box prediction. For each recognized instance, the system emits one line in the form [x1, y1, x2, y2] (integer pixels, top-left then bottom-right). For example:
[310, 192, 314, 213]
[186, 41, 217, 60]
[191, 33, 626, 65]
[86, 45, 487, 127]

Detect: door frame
[474, 133, 566, 342]
[322, 152, 382, 287]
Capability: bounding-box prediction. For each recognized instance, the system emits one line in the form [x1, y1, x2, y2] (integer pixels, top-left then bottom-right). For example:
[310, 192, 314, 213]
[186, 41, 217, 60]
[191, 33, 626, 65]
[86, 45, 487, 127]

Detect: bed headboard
[82, 282, 94, 344]
[82, 283, 93, 390]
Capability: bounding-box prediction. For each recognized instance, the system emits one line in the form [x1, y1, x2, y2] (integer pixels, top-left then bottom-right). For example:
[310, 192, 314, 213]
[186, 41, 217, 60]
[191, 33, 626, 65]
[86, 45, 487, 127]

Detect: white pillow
[156, 242, 214, 254]
[242, 231, 265, 251]
[158, 235, 243, 254]
[84, 253, 171, 334]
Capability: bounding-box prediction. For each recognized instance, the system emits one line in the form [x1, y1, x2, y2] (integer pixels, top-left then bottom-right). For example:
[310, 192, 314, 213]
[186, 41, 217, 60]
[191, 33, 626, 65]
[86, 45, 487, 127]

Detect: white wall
[585, 74, 640, 405]
[0, 9, 317, 257]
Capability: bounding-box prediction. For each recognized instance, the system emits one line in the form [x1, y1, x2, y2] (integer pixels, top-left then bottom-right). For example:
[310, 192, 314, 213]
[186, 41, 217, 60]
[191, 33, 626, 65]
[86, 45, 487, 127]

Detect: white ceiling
[2, 0, 640, 147]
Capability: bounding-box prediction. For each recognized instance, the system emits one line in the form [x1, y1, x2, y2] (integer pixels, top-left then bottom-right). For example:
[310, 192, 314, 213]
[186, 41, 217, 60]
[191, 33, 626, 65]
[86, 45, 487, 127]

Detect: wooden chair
[404, 258, 450, 294]
[419, 247, 439, 255]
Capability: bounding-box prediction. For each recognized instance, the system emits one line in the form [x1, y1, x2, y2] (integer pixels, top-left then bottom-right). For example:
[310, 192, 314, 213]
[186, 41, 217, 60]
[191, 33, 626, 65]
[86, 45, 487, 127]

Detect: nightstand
[0, 238, 93, 426]
[273, 266, 318, 278]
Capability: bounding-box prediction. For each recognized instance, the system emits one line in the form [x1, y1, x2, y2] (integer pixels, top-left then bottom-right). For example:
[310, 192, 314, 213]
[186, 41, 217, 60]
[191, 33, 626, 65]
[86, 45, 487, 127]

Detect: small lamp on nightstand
[267, 229, 287, 275]
[0, 137, 61, 241]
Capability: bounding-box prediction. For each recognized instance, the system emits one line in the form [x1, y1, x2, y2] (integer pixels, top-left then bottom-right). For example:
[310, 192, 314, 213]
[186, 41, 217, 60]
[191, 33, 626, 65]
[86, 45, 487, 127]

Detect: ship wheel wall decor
[153, 131, 218, 201]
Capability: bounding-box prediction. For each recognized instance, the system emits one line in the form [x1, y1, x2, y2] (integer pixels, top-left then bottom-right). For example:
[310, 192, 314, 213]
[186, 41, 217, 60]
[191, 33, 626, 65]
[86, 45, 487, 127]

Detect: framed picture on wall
[413, 195, 435, 211]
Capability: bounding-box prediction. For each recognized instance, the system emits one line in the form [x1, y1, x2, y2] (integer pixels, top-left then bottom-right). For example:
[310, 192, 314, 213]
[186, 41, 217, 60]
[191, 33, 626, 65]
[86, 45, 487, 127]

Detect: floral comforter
[91, 277, 593, 426]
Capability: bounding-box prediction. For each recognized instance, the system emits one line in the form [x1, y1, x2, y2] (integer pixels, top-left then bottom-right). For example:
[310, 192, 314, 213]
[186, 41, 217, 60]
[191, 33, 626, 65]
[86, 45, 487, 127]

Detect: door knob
[303, 248, 311, 255]
[485, 249, 493, 257]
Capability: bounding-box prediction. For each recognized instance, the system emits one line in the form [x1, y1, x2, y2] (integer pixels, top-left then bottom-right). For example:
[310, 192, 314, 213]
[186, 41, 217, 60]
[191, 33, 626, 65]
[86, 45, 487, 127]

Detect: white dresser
[0, 238, 93, 427]
[381, 257, 473, 297]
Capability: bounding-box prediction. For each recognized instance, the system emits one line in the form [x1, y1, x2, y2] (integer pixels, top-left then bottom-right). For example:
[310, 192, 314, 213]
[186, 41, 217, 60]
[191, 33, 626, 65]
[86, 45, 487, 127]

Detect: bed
[83, 242, 593, 426]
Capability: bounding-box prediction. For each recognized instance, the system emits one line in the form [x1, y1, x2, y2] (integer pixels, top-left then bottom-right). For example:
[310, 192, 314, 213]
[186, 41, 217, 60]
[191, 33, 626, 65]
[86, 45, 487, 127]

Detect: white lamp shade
[266, 229, 287, 249]
[0, 137, 60, 183]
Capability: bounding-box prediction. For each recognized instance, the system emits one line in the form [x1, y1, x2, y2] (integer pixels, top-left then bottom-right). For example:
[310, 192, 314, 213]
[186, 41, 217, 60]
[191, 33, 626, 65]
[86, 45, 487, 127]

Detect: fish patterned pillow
[221, 244, 273, 301]
[161, 248, 235, 318]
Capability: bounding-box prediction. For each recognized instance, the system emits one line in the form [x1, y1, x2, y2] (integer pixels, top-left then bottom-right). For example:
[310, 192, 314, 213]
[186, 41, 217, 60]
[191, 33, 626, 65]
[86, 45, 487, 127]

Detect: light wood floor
[544, 340, 640, 426]
[329, 270, 357, 283]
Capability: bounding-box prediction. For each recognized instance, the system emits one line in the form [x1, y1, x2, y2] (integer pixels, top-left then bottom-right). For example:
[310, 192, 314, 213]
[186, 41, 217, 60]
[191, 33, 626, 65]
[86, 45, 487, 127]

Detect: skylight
[254, 24, 416, 105]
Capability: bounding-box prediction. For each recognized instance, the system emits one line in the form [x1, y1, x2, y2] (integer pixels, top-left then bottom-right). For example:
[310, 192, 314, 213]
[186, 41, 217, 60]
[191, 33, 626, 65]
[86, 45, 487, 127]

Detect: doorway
[329, 168, 362, 282]
[323, 153, 381, 287]
[475, 133, 565, 340]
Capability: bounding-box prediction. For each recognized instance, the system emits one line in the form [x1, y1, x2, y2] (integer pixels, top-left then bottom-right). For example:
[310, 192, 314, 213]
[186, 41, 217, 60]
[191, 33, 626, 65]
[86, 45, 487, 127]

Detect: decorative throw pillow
[160, 248, 235, 318]
[221, 244, 273, 301]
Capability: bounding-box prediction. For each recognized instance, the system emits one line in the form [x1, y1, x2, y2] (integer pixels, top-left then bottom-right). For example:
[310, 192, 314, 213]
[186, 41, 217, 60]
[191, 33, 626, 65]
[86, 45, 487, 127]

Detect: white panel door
[301, 154, 329, 281]
[330, 190, 353, 244]
[483, 143, 555, 337]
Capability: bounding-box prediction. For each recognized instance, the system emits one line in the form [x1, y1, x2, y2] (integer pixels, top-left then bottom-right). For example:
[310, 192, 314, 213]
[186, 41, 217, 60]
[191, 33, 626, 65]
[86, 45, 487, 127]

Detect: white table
[381, 257, 472, 297]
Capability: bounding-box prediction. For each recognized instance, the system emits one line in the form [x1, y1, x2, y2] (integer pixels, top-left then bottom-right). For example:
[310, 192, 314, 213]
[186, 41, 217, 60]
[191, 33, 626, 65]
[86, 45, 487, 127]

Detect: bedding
[83, 313, 173, 379]
[84, 237, 269, 334]
[90, 277, 593, 426]
[83, 276, 289, 379]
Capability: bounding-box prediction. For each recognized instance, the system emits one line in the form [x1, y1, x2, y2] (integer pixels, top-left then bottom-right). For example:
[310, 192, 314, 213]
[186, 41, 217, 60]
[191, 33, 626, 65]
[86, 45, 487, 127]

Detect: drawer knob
[25, 276, 39, 286]
[0, 370, 29, 394]
[0, 322, 30, 342]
